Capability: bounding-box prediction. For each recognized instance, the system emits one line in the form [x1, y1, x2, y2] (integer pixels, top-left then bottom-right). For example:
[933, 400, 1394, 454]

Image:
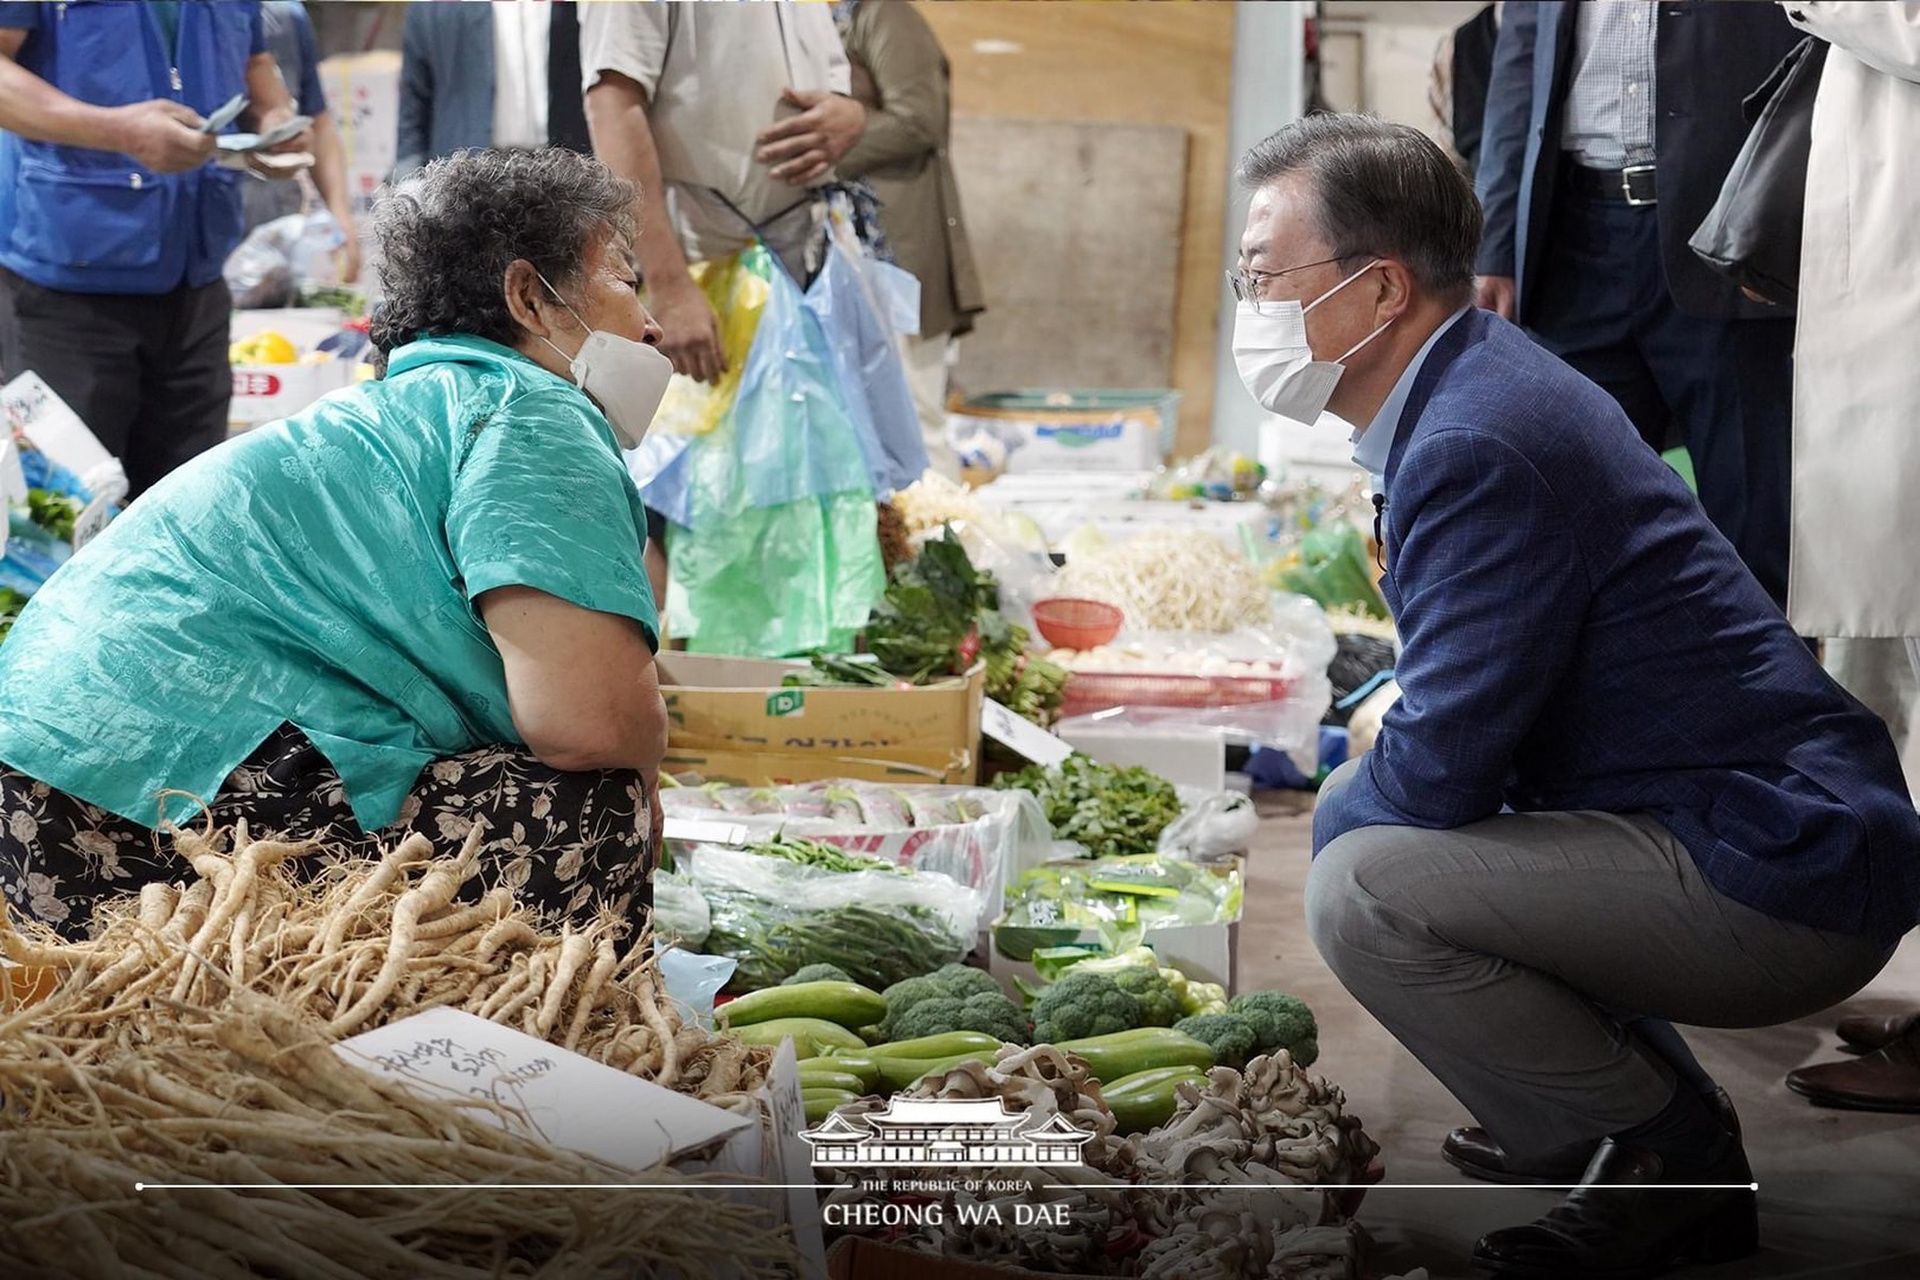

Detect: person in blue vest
[0, 1, 304, 498]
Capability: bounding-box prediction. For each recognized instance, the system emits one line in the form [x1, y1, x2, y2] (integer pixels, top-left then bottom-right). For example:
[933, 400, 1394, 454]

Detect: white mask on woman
[1233, 260, 1390, 423]
[534, 271, 674, 450]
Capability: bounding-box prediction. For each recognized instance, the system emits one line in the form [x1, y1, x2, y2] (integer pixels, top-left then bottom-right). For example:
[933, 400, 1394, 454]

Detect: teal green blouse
[0, 336, 659, 832]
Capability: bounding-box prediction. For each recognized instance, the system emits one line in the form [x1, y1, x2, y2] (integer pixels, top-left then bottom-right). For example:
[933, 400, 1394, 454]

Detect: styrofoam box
[1057, 720, 1227, 791]
[230, 362, 354, 427]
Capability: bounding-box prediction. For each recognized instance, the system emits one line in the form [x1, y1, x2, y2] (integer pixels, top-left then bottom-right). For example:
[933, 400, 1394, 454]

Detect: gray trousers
[1305, 759, 1894, 1158]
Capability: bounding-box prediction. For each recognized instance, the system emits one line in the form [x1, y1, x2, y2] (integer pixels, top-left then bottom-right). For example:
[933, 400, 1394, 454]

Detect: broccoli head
[1173, 1012, 1259, 1069]
[782, 963, 854, 986]
[1030, 970, 1143, 1044]
[879, 964, 1006, 1037]
[1103, 965, 1182, 1027]
[1228, 991, 1318, 1066]
[889, 991, 1033, 1044]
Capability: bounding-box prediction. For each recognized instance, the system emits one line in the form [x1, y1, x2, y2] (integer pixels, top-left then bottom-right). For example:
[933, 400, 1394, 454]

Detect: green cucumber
[1055, 1028, 1215, 1082]
[802, 1088, 861, 1124]
[873, 1048, 1002, 1093]
[816, 1051, 882, 1093]
[866, 1031, 1004, 1059]
[726, 1017, 867, 1057]
[1102, 1067, 1206, 1134]
[717, 982, 887, 1031]
[795, 1066, 869, 1095]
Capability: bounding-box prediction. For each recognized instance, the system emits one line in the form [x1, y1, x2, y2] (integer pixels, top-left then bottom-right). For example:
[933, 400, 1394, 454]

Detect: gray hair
[368, 148, 637, 368]
[1238, 114, 1482, 301]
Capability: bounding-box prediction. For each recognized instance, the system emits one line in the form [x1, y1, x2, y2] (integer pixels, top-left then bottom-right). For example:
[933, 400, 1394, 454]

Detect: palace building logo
[800, 1097, 1094, 1169]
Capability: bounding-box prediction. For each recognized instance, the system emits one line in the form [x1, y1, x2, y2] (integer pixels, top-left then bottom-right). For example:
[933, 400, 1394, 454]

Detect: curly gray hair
[368, 147, 637, 369]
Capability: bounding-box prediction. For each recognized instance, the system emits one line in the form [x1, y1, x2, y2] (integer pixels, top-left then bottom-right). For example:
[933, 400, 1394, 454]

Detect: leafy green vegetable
[700, 891, 965, 994]
[789, 529, 1067, 725]
[0, 587, 27, 647]
[994, 755, 1183, 859]
[1030, 969, 1142, 1043]
[25, 489, 82, 544]
[748, 835, 898, 875]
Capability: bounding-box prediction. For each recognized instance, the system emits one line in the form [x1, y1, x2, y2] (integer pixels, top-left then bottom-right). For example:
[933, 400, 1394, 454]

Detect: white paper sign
[335, 1007, 748, 1173]
[662, 816, 755, 848]
[982, 699, 1075, 767]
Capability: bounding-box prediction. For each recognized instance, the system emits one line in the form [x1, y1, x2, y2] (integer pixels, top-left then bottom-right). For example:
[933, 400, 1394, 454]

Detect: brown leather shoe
[1443, 1088, 1742, 1186]
[1787, 1024, 1920, 1113]
[1835, 1009, 1920, 1054]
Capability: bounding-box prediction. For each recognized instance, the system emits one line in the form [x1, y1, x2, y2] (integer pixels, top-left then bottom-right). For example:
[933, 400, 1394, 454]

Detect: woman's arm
[477, 585, 667, 775]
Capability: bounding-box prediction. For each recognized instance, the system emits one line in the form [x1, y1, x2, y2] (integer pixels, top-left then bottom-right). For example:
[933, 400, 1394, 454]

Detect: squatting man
[1228, 113, 1918, 1280]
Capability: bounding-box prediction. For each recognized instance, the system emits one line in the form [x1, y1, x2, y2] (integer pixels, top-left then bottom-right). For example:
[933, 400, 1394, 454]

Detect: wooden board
[947, 116, 1187, 396]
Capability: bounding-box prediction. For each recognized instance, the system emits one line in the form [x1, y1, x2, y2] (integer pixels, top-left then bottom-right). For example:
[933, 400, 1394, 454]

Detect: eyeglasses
[1226, 255, 1354, 314]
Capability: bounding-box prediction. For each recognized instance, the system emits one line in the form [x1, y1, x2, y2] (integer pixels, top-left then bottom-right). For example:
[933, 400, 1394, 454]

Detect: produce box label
[766, 689, 806, 719]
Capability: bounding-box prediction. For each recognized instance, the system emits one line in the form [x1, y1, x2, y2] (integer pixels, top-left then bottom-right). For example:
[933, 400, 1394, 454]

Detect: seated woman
[0, 148, 675, 939]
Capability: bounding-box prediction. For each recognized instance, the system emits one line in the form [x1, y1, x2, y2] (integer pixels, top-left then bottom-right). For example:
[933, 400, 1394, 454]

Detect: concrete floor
[1237, 792, 1920, 1280]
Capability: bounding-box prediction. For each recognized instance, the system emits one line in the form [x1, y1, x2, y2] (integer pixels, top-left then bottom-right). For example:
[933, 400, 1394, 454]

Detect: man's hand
[113, 100, 216, 173]
[337, 233, 363, 285]
[1476, 275, 1517, 320]
[649, 278, 726, 384]
[754, 88, 866, 186]
[256, 104, 313, 155]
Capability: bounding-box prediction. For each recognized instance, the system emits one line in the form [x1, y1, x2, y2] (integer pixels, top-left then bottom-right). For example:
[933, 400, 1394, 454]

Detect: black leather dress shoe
[1443, 1088, 1742, 1187]
[1470, 1138, 1757, 1279]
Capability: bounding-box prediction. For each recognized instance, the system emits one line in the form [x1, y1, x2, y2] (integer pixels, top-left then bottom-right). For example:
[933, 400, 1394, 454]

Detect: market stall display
[0, 826, 799, 1276]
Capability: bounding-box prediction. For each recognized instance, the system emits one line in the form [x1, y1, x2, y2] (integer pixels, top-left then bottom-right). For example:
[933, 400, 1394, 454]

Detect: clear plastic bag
[1159, 788, 1261, 860]
[683, 843, 980, 992]
[650, 868, 712, 949]
[654, 944, 735, 1031]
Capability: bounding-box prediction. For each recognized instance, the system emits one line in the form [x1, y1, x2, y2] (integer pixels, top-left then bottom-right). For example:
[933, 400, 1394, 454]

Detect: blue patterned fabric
[1313, 308, 1920, 948]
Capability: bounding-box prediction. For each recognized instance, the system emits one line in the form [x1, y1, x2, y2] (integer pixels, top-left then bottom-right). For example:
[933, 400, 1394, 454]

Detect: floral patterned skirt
[0, 725, 653, 942]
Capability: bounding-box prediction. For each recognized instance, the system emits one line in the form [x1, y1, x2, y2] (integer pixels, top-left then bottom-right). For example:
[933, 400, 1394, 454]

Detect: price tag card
[981, 699, 1075, 767]
[336, 1007, 748, 1173]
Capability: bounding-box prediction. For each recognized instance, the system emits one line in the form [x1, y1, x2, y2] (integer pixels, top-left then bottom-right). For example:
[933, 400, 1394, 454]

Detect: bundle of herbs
[791, 528, 1067, 724]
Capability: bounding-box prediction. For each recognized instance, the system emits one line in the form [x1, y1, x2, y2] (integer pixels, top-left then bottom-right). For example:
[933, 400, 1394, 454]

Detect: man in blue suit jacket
[395, 0, 590, 179]
[1229, 114, 1917, 1280]
[1475, 0, 1802, 609]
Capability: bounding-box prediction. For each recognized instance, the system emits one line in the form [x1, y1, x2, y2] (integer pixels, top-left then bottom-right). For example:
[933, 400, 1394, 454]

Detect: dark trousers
[1528, 187, 1795, 608]
[1, 271, 232, 498]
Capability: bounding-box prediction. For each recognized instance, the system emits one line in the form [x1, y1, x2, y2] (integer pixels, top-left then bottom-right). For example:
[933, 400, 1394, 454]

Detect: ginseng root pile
[0, 822, 797, 1278]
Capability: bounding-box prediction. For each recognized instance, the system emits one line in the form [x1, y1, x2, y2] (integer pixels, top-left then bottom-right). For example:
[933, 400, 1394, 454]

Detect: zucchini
[802, 1088, 861, 1124]
[795, 1066, 869, 1095]
[874, 1048, 1001, 1093]
[866, 1031, 1004, 1060]
[1056, 1028, 1215, 1082]
[815, 1051, 882, 1093]
[726, 1017, 867, 1057]
[1102, 1066, 1207, 1134]
[717, 982, 887, 1031]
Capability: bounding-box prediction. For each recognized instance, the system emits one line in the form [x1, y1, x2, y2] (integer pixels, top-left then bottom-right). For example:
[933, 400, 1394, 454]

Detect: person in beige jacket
[1778, 0, 1920, 1114]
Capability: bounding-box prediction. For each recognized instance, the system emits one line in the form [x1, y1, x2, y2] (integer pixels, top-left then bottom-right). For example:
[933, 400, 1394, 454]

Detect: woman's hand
[478, 586, 667, 775]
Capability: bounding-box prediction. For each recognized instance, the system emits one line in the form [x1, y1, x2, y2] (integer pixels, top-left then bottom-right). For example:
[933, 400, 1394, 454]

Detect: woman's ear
[502, 259, 550, 338]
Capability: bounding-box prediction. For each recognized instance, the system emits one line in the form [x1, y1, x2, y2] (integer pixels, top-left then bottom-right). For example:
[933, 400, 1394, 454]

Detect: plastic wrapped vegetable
[683, 844, 979, 993]
[650, 870, 712, 949]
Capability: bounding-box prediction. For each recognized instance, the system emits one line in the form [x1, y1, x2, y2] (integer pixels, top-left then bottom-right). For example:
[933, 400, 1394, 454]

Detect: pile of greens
[994, 755, 1183, 858]
[791, 529, 1067, 725]
[0, 587, 28, 646]
[25, 489, 82, 544]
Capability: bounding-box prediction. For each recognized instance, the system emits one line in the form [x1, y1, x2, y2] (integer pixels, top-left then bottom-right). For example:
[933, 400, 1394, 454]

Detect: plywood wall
[917, 0, 1237, 457]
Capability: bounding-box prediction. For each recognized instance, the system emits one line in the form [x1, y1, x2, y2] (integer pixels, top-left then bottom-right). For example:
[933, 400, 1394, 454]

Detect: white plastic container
[0, 371, 128, 506]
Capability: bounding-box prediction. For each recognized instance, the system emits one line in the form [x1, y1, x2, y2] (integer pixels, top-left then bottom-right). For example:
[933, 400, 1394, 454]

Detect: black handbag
[1688, 36, 1828, 306]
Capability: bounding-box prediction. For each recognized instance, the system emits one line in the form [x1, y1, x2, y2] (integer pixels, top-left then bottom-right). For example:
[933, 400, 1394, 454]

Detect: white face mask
[1233, 260, 1390, 423]
[534, 271, 674, 450]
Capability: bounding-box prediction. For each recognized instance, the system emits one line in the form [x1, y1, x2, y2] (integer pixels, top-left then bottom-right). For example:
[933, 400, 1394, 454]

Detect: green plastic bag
[1272, 521, 1389, 620]
[667, 493, 883, 657]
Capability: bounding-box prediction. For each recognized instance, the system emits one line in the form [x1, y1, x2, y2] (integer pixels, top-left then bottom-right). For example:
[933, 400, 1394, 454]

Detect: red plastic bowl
[1032, 597, 1124, 650]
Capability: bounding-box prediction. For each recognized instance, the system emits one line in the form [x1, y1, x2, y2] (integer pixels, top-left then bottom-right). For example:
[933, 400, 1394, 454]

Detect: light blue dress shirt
[1351, 307, 1473, 488]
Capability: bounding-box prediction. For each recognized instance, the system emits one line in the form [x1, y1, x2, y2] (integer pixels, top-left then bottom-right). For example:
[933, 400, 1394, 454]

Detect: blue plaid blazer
[1313, 308, 1919, 948]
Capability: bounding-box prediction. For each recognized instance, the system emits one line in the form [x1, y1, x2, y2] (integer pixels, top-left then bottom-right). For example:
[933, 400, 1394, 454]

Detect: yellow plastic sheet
[645, 252, 772, 439]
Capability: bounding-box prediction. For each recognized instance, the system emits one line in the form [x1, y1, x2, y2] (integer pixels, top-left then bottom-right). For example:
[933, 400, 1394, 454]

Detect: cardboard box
[318, 52, 401, 219]
[230, 360, 355, 427]
[658, 654, 985, 786]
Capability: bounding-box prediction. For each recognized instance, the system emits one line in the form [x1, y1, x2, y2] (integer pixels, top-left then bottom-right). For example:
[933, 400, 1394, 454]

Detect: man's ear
[502, 259, 550, 338]
[1375, 260, 1416, 322]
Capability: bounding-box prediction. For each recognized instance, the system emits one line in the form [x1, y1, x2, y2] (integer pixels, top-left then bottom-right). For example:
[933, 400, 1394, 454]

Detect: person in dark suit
[1226, 113, 1917, 1279]
[1474, 0, 1803, 608]
[395, 0, 590, 179]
